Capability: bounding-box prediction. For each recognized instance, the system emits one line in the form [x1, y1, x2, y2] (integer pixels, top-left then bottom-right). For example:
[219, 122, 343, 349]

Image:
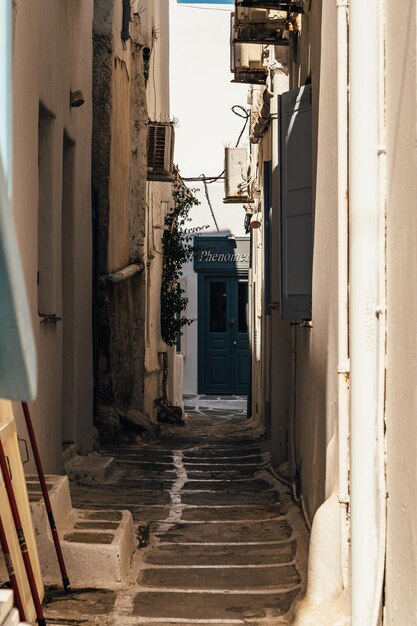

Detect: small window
[209, 281, 227, 333]
[38, 103, 56, 316]
[238, 280, 248, 333]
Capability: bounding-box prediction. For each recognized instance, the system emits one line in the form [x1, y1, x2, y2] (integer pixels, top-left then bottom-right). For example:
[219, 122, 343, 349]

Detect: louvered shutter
[147, 122, 175, 181]
[279, 84, 312, 320]
[264, 160, 272, 314]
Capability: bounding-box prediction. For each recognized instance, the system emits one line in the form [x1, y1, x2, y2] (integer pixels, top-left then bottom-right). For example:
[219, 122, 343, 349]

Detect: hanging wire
[180, 105, 251, 229]
[181, 105, 250, 183]
[231, 104, 251, 148]
[203, 178, 220, 232]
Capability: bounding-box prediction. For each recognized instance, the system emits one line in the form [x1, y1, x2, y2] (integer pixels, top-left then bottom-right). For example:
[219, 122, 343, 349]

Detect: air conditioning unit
[224, 147, 250, 204]
[231, 43, 268, 84]
[236, 7, 270, 22]
[230, 16, 268, 84]
[147, 121, 175, 182]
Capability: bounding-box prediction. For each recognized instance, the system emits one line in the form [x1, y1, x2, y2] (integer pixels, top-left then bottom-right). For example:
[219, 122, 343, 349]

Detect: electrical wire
[182, 175, 225, 182]
[180, 105, 251, 228]
[232, 104, 251, 148]
[181, 104, 250, 184]
[177, 3, 233, 12]
[203, 178, 220, 232]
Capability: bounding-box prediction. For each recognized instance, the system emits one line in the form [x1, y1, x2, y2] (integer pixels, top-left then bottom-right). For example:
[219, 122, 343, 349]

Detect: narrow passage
[45, 398, 308, 625]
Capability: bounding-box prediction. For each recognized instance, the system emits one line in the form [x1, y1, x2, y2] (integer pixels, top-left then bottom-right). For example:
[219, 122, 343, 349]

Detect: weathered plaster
[93, 1, 175, 438]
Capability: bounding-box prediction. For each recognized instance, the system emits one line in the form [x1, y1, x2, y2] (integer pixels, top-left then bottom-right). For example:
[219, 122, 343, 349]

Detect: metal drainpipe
[336, 0, 350, 591]
[349, 0, 386, 623]
[371, 0, 387, 621]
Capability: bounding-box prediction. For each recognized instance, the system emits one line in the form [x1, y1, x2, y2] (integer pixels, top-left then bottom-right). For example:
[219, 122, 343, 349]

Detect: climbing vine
[161, 173, 206, 345]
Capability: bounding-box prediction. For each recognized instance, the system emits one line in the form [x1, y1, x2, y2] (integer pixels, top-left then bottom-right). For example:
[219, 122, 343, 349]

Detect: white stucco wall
[249, 3, 346, 617]
[233, 1, 417, 620]
[12, 0, 94, 472]
[292, 0, 339, 523]
[385, 1, 417, 622]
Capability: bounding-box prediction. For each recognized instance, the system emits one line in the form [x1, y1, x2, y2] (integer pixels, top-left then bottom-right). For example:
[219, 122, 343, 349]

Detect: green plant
[161, 174, 206, 345]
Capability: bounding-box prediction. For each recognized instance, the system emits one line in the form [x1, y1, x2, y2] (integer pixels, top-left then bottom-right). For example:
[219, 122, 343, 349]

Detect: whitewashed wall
[12, 0, 94, 472]
[385, 1, 417, 621]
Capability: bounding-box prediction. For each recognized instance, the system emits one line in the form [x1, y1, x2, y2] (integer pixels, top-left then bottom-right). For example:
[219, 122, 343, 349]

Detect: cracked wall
[93, 0, 172, 440]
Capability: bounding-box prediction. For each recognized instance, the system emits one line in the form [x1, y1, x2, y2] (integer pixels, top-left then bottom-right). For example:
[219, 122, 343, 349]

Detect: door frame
[197, 269, 248, 395]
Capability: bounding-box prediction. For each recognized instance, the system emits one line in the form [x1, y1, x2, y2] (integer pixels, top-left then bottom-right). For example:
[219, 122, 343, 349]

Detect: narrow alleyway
[44, 400, 308, 625]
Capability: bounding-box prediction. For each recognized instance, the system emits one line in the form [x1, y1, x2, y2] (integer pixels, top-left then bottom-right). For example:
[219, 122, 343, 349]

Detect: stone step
[62, 443, 77, 465]
[28, 475, 136, 588]
[143, 541, 296, 566]
[154, 519, 292, 544]
[64, 453, 115, 484]
[0, 590, 14, 624]
[132, 589, 300, 621]
[139, 563, 300, 591]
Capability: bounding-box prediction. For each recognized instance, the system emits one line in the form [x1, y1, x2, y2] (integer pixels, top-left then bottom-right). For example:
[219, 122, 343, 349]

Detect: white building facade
[12, 0, 95, 472]
[229, 0, 417, 623]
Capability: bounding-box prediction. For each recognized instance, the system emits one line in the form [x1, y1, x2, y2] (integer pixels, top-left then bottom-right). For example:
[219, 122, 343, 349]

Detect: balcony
[232, 8, 290, 46]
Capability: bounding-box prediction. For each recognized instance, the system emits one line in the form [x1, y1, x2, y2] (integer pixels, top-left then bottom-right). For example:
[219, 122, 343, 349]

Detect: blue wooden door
[199, 275, 249, 395]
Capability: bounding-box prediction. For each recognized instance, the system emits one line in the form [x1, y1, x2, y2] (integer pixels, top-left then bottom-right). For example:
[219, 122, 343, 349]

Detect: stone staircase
[27, 472, 136, 589]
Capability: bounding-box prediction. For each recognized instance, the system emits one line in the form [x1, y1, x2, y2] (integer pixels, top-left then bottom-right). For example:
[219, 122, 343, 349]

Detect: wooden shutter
[263, 160, 272, 314]
[279, 84, 312, 320]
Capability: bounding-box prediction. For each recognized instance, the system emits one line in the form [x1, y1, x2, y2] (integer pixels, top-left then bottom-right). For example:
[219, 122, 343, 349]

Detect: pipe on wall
[349, 0, 386, 622]
[336, 0, 350, 592]
[371, 0, 387, 622]
[98, 263, 144, 287]
[268, 51, 289, 464]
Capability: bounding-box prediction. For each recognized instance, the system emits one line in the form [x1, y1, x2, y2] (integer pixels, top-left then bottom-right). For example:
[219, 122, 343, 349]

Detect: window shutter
[147, 122, 175, 182]
[263, 160, 272, 314]
[279, 84, 312, 320]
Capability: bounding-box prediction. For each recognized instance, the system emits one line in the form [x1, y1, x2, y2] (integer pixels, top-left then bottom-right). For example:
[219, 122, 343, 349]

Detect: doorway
[198, 274, 249, 394]
[61, 132, 76, 444]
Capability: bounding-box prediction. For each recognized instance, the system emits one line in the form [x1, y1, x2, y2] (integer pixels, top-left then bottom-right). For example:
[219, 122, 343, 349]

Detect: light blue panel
[0, 1, 11, 189]
[0, 2, 37, 400]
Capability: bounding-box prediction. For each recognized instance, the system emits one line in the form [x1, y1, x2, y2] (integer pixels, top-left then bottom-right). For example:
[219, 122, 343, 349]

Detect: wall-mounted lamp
[143, 46, 151, 83]
[250, 213, 262, 229]
[227, 233, 238, 247]
[70, 90, 85, 108]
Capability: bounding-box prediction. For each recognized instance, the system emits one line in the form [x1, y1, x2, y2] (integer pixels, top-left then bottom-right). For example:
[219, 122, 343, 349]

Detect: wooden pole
[22, 402, 70, 592]
[0, 514, 26, 621]
[0, 439, 46, 625]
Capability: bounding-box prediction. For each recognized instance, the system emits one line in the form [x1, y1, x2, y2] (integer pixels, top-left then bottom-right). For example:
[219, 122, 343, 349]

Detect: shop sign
[194, 237, 250, 271]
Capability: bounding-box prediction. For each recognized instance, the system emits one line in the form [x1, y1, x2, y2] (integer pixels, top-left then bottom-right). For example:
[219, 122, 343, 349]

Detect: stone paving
[44, 399, 308, 625]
